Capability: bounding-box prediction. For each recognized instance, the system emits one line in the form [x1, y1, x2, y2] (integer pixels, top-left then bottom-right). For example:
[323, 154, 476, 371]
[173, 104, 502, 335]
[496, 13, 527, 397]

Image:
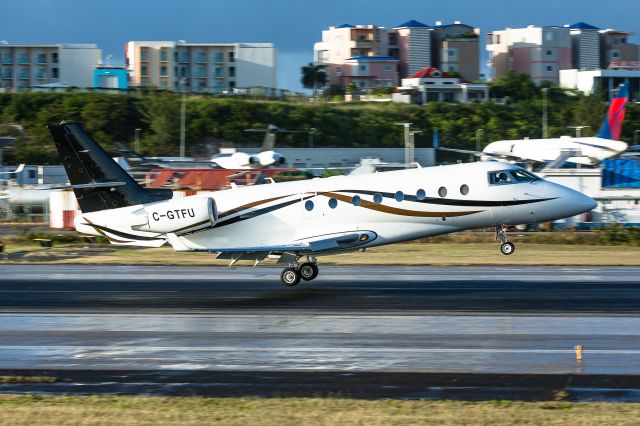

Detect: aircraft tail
[596, 85, 628, 140]
[48, 122, 172, 213]
[261, 124, 278, 151]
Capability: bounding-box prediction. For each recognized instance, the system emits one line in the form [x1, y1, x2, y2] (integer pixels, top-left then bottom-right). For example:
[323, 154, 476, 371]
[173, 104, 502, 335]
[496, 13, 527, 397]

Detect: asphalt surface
[1, 264, 640, 400]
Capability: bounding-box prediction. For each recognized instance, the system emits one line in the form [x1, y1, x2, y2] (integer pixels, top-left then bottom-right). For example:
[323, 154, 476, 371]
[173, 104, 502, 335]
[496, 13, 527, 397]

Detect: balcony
[195, 54, 207, 63]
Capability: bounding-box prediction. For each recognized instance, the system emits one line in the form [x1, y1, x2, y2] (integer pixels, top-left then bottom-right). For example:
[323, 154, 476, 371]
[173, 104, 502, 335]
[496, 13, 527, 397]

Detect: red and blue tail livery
[597, 85, 628, 141]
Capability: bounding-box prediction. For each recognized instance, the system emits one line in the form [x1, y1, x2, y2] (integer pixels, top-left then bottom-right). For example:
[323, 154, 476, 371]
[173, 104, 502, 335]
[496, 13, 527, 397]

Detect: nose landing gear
[496, 225, 515, 255]
[280, 257, 319, 286]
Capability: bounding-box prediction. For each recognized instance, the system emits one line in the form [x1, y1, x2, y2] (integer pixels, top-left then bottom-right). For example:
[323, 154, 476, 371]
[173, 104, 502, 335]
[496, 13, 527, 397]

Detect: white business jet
[440, 85, 629, 168]
[49, 122, 596, 286]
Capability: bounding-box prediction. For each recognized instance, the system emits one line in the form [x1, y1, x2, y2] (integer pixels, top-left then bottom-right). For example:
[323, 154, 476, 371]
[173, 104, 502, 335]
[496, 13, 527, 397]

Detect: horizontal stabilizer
[43, 182, 127, 190]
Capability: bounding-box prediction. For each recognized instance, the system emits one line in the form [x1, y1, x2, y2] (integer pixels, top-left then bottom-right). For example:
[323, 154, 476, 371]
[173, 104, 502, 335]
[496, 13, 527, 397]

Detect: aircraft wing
[166, 231, 374, 266]
[438, 147, 544, 163]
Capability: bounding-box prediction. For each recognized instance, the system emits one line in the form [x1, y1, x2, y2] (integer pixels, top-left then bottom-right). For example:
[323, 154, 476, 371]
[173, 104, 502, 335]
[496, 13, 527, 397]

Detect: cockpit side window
[488, 170, 513, 185]
[510, 169, 541, 182]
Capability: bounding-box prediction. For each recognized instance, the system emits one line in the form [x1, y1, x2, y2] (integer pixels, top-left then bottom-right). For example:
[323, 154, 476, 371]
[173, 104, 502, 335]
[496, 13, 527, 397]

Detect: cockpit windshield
[488, 168, 540, 185]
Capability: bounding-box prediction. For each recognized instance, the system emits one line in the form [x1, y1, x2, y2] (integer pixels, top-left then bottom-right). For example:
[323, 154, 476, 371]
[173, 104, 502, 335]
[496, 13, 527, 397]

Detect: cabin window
[395, 191, 404, 202]
[373, 193, 383, 204]
[416, 189, 426, 200]
[328, 198, 338, 209]
[352, 195, 361, 206]
[488, 170, 513, 185]
[438, 187, 447, 198]
[510, 169, 540, 182]
[305, 200, 314, 211]
[460, 184, 469, 195]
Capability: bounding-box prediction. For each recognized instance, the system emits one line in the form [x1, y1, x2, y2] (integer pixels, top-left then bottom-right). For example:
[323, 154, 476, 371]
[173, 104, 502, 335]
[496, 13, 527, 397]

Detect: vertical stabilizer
[48, 122, 172, 213]
[597, 85, 628, 140]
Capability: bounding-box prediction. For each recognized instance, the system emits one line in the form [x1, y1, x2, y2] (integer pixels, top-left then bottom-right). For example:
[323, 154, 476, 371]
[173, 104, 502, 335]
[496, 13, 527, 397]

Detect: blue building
[93, 66, 128, 90]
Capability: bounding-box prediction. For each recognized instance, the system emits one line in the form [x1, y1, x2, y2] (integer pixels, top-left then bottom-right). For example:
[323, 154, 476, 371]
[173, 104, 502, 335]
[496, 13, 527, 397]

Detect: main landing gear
[496, 225, 515, 256]
[280, 258, 319, 287]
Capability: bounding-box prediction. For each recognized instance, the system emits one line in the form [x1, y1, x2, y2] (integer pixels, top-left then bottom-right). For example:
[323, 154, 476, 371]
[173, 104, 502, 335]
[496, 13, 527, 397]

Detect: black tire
[281, 267, 301, 286]
[299, 263, 319, 281]
[500, 242, 515, 255]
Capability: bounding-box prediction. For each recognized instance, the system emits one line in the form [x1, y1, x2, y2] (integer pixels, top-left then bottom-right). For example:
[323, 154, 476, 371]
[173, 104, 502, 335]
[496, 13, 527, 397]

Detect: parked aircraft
[439, 85, 629, 168]
[118, 124, 287, 171]
[48, 122, 596, 286]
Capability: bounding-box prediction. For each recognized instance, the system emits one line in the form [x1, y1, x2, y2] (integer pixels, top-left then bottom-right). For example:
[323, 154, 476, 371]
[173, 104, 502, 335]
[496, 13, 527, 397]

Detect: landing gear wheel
[280, 267, 301, 287]
[500, 242, 515, 255]
[299, 263, 319, 281]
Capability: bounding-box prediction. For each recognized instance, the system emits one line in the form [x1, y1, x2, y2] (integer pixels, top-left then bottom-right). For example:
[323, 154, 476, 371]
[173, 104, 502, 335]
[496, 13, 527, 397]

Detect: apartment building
[125, 41, 276, 93]
[434, 22, 480, 81]
[0, 43, 101, 91]
[487, 25, 572, 84]
[314, 20, 479, 90]
[488, 22, 640, 85]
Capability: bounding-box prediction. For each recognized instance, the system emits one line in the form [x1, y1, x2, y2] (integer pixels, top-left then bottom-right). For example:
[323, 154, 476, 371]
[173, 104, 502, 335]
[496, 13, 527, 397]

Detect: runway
[1, 265, 640, 399]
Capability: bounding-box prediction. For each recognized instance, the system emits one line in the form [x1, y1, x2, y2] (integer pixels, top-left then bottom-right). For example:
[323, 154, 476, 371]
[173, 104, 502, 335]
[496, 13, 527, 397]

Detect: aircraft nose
[573, 191, 598, 214]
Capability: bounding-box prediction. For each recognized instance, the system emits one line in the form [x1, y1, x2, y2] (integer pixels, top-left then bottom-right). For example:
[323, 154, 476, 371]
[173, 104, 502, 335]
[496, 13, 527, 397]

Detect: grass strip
[0, 395, 639, 425]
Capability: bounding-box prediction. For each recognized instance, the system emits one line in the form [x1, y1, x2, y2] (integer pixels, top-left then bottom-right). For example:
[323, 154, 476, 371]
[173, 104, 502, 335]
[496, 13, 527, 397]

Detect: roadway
[1, 265, 640, 399]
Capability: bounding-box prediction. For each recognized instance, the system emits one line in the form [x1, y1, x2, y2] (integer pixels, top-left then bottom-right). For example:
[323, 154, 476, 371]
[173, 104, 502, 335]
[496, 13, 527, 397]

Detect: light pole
[179, 77, 187, 158]
[542, 88, 549, 139]
[395, 122, 413, 168]
[409, 130, 421, 165]
[134, 128, 141, 152]
[475, 128, 483, 161]
[634, 130, 640, 145]
[308, 128, 317, 148]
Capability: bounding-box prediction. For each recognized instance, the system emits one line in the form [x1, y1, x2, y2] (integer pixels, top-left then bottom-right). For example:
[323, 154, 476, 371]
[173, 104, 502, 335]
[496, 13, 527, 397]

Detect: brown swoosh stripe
[218, 195, 291, 219]
[170, 219, 211, 234]
[319, 192, 482, 218]
[83, 217, 132, 244]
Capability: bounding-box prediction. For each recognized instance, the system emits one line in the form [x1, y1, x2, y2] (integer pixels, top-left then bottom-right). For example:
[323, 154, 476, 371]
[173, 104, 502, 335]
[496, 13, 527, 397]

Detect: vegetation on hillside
[0, 71, 638, 165]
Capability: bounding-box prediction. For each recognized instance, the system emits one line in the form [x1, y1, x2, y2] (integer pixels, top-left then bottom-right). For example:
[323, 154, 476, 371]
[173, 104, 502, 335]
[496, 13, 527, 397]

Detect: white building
[0, 43, 101, 91]
[393, 67, 488, 104]
[125, 41, 277, 93]
[560, 66, 640, 100]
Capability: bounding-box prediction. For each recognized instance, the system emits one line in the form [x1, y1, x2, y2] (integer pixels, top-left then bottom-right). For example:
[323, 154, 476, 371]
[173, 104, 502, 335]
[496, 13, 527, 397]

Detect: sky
[2, 0, 639, 91]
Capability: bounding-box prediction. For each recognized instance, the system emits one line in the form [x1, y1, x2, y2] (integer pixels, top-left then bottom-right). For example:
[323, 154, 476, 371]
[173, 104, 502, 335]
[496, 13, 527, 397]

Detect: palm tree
[301, 63, 327, 95]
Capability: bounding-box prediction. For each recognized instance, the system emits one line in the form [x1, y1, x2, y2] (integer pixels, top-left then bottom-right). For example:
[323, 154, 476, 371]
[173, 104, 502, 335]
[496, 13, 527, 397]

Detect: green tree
[300, 63, 327, 95]
[489, 70, 540, 102]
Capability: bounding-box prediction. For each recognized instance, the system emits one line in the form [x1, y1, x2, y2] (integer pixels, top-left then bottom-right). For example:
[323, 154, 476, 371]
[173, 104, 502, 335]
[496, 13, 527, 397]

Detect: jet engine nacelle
[137, 196, 218, 235]
[255, 150, 285, 167]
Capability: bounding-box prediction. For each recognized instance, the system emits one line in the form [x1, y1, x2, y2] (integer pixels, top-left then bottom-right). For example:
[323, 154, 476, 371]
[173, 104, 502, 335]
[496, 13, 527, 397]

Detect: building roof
[409, 67, 444, 78]
[335, 24, 356, 29]
[395, 20, 429, 28]
[569, 22, 599, 30]
[346, 56, 398, 61]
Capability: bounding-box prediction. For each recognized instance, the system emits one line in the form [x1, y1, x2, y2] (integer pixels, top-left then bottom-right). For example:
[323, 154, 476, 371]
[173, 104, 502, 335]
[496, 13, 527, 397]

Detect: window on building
[359, 64, 367, 72]
[228, 51, 235, 62]
[611, 50, 620, 59]
[545, 32, 554, 41]
[214, 52, 223, 62]
[546, 65, 554, 72]
[140, 48, 148, 61]
[141, 66, 148, 77]
[546, 50, 552, 56]
[51, 52, 58, 63]
[228, 67, 235, 77]
[160, 79, 169, 89]
[37, 69, 46, 79]
[18, 53, 28, 64]
[1, 53, 11, 64]
[160, 48, 168, 62]
[195, 52, 206, 63]
[229, 81, 235, 89]
[18, 68, 28, 79]
[384, 65, 392, 72]
[52, 68, 58, 78]
[196, 66, 206, 78]
[160, 65, 168, 77]
[388, 33, 398, 45]
[1, 68, 11, 79]
[37, 53, 47, 64]
[214, 67, 223, 77]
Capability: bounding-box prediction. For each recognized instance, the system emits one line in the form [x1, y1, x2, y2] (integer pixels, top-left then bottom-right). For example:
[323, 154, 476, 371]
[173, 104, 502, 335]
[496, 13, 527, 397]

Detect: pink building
[340, 56, 399, 89]
[487, 25, 573, 84]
